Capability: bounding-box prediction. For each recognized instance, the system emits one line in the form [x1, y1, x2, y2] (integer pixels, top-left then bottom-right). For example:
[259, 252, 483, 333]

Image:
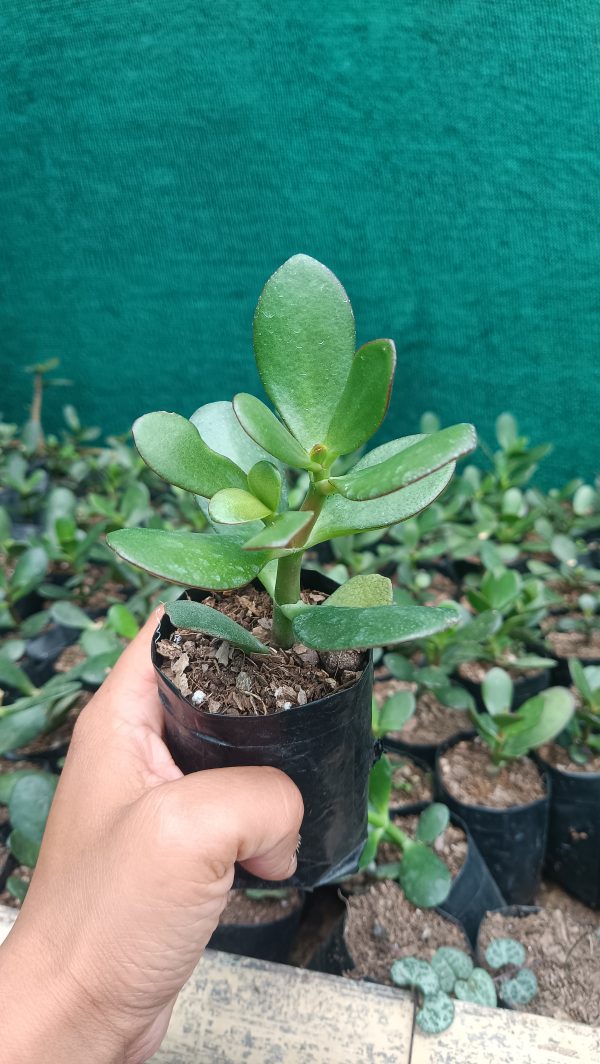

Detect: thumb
[151, 765, 304, 883]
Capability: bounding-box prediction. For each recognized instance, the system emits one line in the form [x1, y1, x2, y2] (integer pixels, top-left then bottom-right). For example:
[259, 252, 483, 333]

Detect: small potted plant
[535, 659, 600, 906]
[107, 254, 476, 887]
[436, 666, 574, 902]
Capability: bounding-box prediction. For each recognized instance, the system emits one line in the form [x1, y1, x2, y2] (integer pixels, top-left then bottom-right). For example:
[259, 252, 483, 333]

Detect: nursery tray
[0, 905, 597, 1064]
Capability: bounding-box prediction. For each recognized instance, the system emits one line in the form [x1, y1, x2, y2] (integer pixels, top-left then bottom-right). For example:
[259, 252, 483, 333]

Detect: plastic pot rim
[436, 734, 550, 816]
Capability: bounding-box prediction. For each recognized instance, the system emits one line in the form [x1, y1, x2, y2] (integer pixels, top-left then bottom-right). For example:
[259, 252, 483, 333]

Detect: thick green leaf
[496, 412, 518, 450]
[11, 546, 48, 601]
[378, 690, 416, 734]
[327, 574, 393, 608]
[306, 436, 456, 545]
[0, 769, 41, 805]
[368, 755, 393, 815]
[247, 461, 282, 511]
[253, 254, 355, 449]
[500, 968, 538, 1006]
[233, 394, 317, 471]
[503, 688, 575, 758]
[292, 604, 457, 651]
[106, 604, 139, 640]
[325, 339, 396, 457]
[107, 529, 270, 589]
[482, 667, 513, 717]
[485, 938, 526, 969]
[9, 772, 57, 844]
[50, 601, 94, 629]
[416, 803, 450, 844]
[243, 511, 314, 551]
[165, 601, 271, 655]
[133, 411, 247, 497]
[416, 992, 455, 1035]
[434, 947, 473, 981]
[191, 401, 281, 473]
[6, 875, 29, 903]
[397, 843, 452, 907]
[390, 957, 439, 995]
[8, 829, 40, 867]
[81, 627, 120, 657]
[330, 424, 476, 501]
[454, 969, 497, 1008]
[209, 488, 272, 525]
[0, 658, 35, 696]
[0, 706, 47, 755]
[79, 650, 121, 687]
[479, 568, 521, 611]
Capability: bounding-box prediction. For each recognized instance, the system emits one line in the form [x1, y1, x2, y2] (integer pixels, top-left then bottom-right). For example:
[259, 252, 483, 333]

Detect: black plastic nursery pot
[152, 572, 375, 890]
[457, 667, 550, 713]
[534, 750, 600, 908]
[207, 892, 305, 963]
[435, 735, 550, 905]
[383, 725, 474, 771]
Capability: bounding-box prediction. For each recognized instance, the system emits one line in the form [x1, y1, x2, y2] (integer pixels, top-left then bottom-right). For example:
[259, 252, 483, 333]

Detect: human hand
[0, 611, 303, 1064]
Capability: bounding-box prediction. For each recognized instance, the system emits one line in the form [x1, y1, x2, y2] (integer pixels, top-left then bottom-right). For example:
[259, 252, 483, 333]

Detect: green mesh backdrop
[1, 2, 599, 485]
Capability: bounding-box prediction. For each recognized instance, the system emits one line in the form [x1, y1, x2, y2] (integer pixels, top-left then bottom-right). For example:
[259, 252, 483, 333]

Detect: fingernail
[287, 834, 301, 871]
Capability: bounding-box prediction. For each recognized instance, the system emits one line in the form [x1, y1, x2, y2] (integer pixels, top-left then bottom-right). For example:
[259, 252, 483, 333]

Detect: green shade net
[1, 2, 599, 486]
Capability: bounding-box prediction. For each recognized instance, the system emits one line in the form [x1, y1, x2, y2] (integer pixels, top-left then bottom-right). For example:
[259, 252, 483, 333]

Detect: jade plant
[107, 255, 476, 656]
[361, 756, 451, 907]
[561, 659, 600, 762]
[390, 937, 537, 1034]
[470, 666, 574, 767]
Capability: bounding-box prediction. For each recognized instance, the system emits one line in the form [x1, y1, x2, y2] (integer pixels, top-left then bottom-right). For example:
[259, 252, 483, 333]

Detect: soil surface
[373, 676, 416, 709]
[47, 563, 128, 610]
[54, 644, 86, 673]
[458, 659, 546, 684]
[219, 889, 303, 927]
[479, 908, 600, 1026]
[344, 881, 469, 984]
[539, 741, 600, 774]
[393, 690, 471, 746]
[536, 880, 600, 930]
[158, 587, 364, 716]
[388, 755, 433, 808]
[438, 739, 546, 808]
[546, 623, 600, 661]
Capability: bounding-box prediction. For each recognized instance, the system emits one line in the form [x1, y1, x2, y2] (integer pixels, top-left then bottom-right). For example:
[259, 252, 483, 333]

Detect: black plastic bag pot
[208, 893, 304, 963]
[435, 736, 549, 905]
[383, 727, 474, 770]
[436, 812, 506, 947]
[535, 751, 600, 908]
[456, 668, 550, 712]
[152, 573, 374, 890]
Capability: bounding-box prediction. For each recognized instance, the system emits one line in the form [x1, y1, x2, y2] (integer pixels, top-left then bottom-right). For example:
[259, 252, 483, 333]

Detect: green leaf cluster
[470, 667, 575, 765]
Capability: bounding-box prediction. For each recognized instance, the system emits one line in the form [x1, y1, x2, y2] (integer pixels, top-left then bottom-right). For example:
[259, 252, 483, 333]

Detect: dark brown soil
[47, 563, 127, 610]
[0, 865, 32, 909]
[344, 881, 469, 984]
[373, 676, 416, 709]
[54, 644, 86, 673]
[539, 741, 600, 774]
[392, 690, 471, 746]
[438, 739, 546, 808]
[458, 659, 545, 684]
[158, 587, 365, 716]
[546, 624, 600, 661]
[388, 755, 433, 808]
[219, 889, 303, 927]
[479, 908, 600, 1026]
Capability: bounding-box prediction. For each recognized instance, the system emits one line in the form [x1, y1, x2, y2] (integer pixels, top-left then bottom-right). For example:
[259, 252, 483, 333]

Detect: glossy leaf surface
[247, 461, 282, 511]
[330, 423, 476, 501]
[243, 511, 314, 551]
[107, 529, 270, 589]
[233, 394, 316, 470]
[166, 601, 270, 655]
[133, 411, 247, 497]
[253, 254, 355, 449]
[327, 574, 393, 608]
[209, 488, 272, 525]
[191, 401, 279, 473]
[306, 436, 456, 545]
[292, 604, 457, 650]
[325, 339, 396, 457]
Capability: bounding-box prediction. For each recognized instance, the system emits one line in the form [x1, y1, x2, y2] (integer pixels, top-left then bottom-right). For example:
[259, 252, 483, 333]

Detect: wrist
[0, 930, 126, 1064]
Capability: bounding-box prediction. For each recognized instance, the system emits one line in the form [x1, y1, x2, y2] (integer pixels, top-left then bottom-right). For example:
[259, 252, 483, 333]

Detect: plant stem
[272, 552, 303, 648]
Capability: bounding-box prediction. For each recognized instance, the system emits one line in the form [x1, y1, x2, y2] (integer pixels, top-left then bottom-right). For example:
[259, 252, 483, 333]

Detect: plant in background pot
[107, 254, 476, 887]
[535, 659, 600, 907]
[436, 666, 574, 903]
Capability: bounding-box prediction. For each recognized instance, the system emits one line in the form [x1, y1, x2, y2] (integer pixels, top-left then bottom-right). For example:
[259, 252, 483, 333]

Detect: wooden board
[0, 905, 598, 1063]
[151, 950, 413, 1064]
